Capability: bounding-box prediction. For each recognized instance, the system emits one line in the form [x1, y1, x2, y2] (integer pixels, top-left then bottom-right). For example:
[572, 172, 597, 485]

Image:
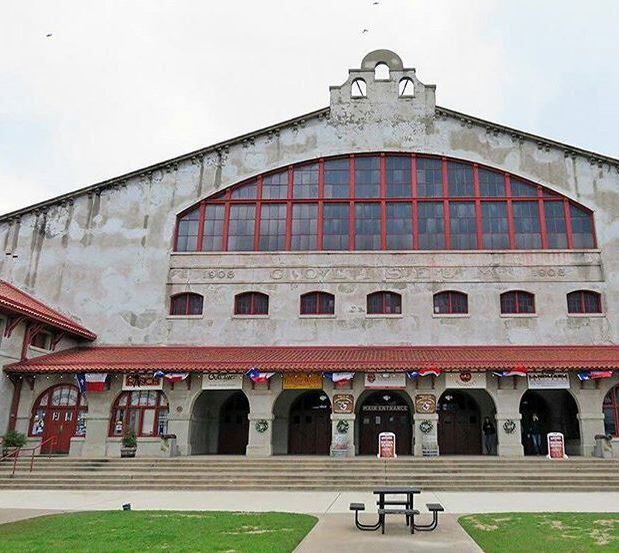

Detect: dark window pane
[568, 291, 601, 314]
[481, 202, 509, 249]
[301, 292, 334, 315]
[513, 201, 541, 249]
[202, 205, 225, 251]
[291, 204, 318, 251]
[228, 205, 256, 251]
[259, 204, 286, 251]
[510, 178, 537, 197]
[170, 293, 202, 315]
[367, 292, 401, 314]
[447, 162, 474, 197]
[479, 169, 505, 197]
[501, 291, 535, 314]
[449, 202, 477, 249]
[570, 204, 595, 248]
[324, 159, 350, 199]
[386, 156, 411, 198]
[386, 203, 412, 249]
[355, 157, 380, 198]
[434, 291, 468, 314]
[293, 163, 318, 199]
[235, 292, 268, 315]
[418, 202, 444, 249]
[355, 203, 381, 250]
[231, 181, 257, 199]
[544, 202, 567, 249]
[187, 294, 203, 315]
[176, 208, 200, 252]
[323, 203, 349, 250]
[262, 170, 288, 199]
[416, 158, 443, 197]
[300, 293, 317, 314]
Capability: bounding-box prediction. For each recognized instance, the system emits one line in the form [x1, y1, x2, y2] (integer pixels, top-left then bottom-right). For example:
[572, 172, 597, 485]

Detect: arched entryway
[357, 391, 412, 456]
[519, 390, 580, 456]
[189, 390, 249, 455]
[438, 390, 496, 455]
[30, 384, 87, 454]
[288, 391, 332, 455]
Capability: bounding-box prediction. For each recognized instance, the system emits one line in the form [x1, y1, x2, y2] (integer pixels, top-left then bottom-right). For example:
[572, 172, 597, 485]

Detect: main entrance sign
[202, 373, 243, 390]
[527, 372, 570, 390]
[364, 373, 406, 389]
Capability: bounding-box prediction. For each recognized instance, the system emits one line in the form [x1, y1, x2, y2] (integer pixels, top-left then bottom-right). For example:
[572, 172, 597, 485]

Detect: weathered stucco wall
[0, 50, 618, 350]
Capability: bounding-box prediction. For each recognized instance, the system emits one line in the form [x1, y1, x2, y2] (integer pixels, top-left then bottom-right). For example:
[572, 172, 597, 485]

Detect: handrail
[0, 437, 57, 477]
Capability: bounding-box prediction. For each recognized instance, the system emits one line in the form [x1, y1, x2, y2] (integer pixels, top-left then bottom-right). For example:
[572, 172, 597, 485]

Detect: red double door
[41, 406, 78, 454]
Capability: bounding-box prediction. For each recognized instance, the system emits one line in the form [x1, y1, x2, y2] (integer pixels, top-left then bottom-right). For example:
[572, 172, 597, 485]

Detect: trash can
[594, 434, 613, 459]
[161, 434, 179, 457]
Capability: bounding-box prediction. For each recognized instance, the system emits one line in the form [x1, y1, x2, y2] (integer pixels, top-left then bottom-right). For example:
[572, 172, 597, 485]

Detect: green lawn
[459, 513, 619, 553]
[0, 511, 317, 553]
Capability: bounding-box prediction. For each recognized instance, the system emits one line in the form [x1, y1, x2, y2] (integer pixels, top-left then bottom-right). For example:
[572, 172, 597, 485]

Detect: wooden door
[288, 392, 331, 455]
[218, 393, 249, 455]
[359, 392, 412, 455]
[42, 407, 77, 454]
[438, 392, 481, 455]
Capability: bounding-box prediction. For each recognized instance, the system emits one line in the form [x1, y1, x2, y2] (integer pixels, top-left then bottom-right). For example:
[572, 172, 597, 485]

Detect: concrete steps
[1, 457, 618, 491]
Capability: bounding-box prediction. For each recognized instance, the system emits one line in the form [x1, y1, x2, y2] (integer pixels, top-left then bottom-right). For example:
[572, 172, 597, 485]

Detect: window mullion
[473, 164, 483, 249]
[411, 154, 418, 250]
[318, 159, 325, 250]
[442, 158, 451, 249]
[349, 156, 355, 251]
[380, 154, 387, 250]
[505, 175, 516, 249]
[563, 199, 574, 249]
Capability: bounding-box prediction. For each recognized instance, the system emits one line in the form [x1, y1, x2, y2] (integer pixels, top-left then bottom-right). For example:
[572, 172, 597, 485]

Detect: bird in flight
[46, 33, 53, 38]
[362, 28, 369, 33]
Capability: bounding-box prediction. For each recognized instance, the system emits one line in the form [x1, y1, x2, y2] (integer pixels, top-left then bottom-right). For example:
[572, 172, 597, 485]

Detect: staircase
[1, 457, 618, 491]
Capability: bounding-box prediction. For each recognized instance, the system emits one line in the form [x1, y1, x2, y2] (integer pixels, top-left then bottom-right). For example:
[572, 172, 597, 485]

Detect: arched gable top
[175, 153, 596, 253]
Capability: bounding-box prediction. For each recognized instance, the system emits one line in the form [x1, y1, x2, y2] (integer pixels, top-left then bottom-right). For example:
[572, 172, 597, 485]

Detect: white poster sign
[365, 373, 407, 389]
[202, 373, 244, 390]
[527, 372, 570, 390]
[445, 371, 487, 389]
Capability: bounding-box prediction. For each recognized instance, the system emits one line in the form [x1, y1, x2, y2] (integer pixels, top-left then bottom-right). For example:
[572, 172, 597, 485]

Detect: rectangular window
[416, 158, 443, 197]
[386, 203, 412, 249]
[259, 204, 287, 251]
[544, 202, 568, 249]
[355, 203, 381, 250]
[417, 202, 444, 249]
[291, 204, 318, 250]
[449, 202, 477, 249]
[228, 205, 256, 251]
[355, 157, 380, 198]
[202, 205, 225, 251]
[386, 156, 411, 197]
[293, 163, 318, 199]
[262, 170, 288, 199]
[510, 178, 537, 197]
[512, 201, 541, 249]
[323, 203, 349, 250]
[324, 159, 350, 198]
[447, 162, 474, 197]
[479, 169, 505, 197]
[230, 181, 256, 199]
[481, 201, 509, 249]
[176, 208, 199, 252]
[141, 409, 155, 436]
[570, 204, 595, 248]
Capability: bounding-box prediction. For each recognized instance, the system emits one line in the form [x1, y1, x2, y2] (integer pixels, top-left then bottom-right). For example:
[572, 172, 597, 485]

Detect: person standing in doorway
[482, 416, 496, 455]
[529, 413, 542, 455]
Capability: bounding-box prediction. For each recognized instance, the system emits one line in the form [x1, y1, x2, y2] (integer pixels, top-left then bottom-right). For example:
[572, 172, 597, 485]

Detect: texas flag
[323, 372, 354, 385]
[494, 368, 529, 377]
[84, 373, 108, 392]
[407, 368, 442, 379]
[246, 368, 275, 383]
[577, 370, 613, 381]
[153, 371, 189, 383]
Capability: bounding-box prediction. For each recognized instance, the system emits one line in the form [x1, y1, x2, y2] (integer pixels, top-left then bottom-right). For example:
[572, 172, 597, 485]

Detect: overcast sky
[1, 1, 618, 214]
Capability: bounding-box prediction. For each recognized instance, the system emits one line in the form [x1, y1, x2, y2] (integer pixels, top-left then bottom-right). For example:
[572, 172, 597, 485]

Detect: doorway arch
[519, 390, 580, 456]
[287, 391, 332, 455]
[357, 391, 412, 455]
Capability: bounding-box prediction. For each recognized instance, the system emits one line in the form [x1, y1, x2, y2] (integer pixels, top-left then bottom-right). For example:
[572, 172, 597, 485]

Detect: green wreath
[255, 420, 269, 433]
[336, 420, 350, 434]
[503, 419, 516, 434]
[419, 420, 434, 434]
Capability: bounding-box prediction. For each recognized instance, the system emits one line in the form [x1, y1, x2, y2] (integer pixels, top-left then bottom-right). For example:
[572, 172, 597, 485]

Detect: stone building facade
[1, 50, 619, 459]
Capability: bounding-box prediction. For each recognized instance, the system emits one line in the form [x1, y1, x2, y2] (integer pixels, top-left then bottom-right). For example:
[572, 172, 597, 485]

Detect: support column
[80, 392, 112, 457]
[331, 413, 355, 457]
[413, 413, 438, 456]
[246, 390, 276, 457]
[577, 413, 605, 457]
[495, 413, 524, 457]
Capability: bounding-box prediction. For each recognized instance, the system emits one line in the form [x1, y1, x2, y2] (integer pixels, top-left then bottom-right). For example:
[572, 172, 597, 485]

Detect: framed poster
[282, 373, 322, 390]
[364, 373, 406, 389]
[527, 372, 570, 390]
[445, 371, 487, 389]
[378, 432, 397, 459]
[122, 374, 163, 391]
[547, 432, 568, 459]
[202, 373, 243, 390]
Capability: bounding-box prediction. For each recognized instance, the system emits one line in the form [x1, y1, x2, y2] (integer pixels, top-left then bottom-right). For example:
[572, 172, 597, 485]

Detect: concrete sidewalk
[0, 489, 618, 514]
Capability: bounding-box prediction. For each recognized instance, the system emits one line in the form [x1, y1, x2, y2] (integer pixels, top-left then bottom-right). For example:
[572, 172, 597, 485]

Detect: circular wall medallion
[255, 420, 269, 433]
[503, 419, 516, 434]
[419, 420, 434, 434]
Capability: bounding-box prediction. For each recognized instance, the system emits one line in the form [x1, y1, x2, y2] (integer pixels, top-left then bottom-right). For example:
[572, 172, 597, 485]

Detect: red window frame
[500, 290, 535, 314]
[567, 290, 602, 314]
[433, 291, 468, 315]
[29, 384, 87, 438]
[234, 292, 269, 315]
[300, 291, 335, 315]
[108, 391, 169, 438]
[604, 385, 619, 437]
[173, 153, 596, 254]
[367, 291, 402, 315]
[170, 293, 203, 316]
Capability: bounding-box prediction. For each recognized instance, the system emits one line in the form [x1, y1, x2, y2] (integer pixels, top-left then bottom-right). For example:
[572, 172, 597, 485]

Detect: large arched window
[170, 293, 203, 316]
[175, 155, 596, 253]
[500, 290, 535, 314]
[604, 385, 619, 437]
[367, 291, 402, 315]
[567, 290, 602, 314]
[109, 391, 169, 437]
[300, 292, 335, 315]
[234, 292, 269, 315]
[433, 291, 468, 315]
[30, 384, 87, 438]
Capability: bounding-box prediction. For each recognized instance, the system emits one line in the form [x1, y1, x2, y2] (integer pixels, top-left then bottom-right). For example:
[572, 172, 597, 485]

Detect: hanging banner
[527, 372, 570, 390]
[445, 371, 487, 389]
[547, 432, 568, 459]
[364, 373, 406, 389]
[282, 373, 323, 390]
[122, 374, 163, 391]
[202, 373, 244, 390]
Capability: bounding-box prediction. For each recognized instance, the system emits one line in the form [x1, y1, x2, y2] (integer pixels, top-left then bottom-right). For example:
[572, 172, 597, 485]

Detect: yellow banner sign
[282, 373, 323, 390]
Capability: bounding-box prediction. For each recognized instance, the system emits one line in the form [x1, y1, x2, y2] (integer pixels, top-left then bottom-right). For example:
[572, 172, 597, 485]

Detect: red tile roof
[5, 344, 619, 373]
[0, 281, 96, 340]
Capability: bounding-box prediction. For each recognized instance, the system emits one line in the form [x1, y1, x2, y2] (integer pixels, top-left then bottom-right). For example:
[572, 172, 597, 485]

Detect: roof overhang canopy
[5, 345, 619, 374]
